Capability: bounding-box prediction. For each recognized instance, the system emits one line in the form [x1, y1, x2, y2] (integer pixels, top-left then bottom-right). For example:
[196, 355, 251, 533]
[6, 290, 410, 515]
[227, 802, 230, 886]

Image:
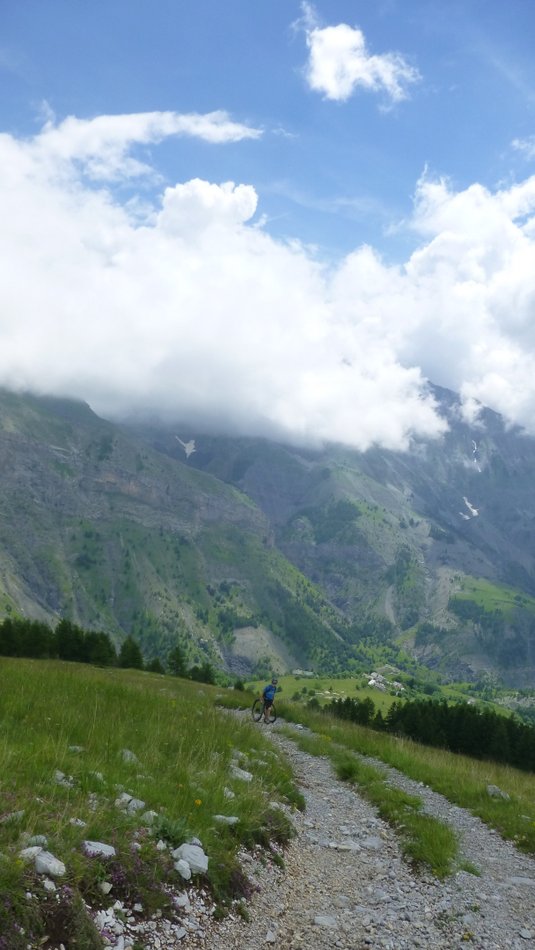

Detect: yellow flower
[194, 798, 202, 807]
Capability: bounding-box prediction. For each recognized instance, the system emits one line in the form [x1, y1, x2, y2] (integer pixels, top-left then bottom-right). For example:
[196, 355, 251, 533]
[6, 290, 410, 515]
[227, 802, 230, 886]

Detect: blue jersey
[263, 683, 277, 703]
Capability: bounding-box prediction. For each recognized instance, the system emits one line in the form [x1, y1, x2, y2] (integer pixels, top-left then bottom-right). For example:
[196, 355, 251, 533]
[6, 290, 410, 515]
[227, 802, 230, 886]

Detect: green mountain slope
[0, 391, 343, 671]
[3, 386, 535, 685]
[133, 385, 535, 685]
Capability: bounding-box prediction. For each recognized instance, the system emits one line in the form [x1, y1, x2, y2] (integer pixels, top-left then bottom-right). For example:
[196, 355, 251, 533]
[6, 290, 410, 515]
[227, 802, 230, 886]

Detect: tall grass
[0, 659, 302, 946]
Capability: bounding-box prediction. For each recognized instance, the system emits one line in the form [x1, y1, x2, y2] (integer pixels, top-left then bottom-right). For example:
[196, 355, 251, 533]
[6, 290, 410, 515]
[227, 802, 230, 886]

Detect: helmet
[271, 677, 278, 684]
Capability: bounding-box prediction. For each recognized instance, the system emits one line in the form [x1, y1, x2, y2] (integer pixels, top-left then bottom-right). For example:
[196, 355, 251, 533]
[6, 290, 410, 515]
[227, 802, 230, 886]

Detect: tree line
[327, 695, 535, 773]
[0, 616, 216, 683]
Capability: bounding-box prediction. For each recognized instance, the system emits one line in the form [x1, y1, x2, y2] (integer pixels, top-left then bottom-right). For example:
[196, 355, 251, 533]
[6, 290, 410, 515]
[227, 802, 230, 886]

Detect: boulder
[487, 784, 510, 801]
[35, 851, 66, 877]
[126, 797, 146, 814]
[83, 841, 116, 858]
[230, 764, 253, 782]
[115, 792, 133, 809]
[19, 846, 43, 862]
[174, 859, 192, 880]
[172, 843, 209, 874]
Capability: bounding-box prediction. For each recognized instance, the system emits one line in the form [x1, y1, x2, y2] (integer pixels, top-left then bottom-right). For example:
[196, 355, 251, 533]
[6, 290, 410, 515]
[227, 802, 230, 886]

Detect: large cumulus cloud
[1, 111, 535, 450]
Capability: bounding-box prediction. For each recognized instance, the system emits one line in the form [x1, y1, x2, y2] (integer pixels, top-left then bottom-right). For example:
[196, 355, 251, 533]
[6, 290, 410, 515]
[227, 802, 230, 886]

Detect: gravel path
[208, 721, 535, 950]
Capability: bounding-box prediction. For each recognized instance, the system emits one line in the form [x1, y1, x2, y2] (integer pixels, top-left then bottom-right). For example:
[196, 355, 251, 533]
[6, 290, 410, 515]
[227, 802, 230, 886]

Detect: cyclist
[262, 677, 278, 723]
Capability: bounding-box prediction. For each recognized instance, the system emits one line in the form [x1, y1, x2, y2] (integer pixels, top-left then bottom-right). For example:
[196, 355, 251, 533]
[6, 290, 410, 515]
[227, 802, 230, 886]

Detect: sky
[1, 0, 535, 451]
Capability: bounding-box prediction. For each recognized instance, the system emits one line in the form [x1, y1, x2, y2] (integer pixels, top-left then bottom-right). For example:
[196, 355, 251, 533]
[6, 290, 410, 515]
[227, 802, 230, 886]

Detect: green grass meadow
[0, 659, 302, 946]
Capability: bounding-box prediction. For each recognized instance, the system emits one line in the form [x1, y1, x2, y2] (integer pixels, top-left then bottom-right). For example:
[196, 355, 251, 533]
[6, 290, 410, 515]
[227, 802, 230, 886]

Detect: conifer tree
[118, 635, 144, 669]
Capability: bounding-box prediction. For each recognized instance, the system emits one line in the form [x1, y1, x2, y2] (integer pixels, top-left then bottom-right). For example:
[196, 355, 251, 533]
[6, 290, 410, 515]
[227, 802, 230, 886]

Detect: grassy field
[247, 674, 399, 713]
[0, 659, 302, 947]
[4, 658, 535, 946]
[454, 577, 535, 615]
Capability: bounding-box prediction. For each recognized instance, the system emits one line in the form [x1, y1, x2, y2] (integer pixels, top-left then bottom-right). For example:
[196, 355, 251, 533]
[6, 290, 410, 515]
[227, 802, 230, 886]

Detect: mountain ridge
[2, 386, 535, 685]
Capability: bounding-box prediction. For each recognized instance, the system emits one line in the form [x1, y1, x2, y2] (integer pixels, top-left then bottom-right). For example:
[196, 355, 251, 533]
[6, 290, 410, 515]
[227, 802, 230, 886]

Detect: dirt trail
[208, 722, 535, 950]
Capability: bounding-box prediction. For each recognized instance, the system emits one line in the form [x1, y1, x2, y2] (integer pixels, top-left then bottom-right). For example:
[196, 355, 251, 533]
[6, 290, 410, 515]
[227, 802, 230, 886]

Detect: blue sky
[1, 1, 535, 449]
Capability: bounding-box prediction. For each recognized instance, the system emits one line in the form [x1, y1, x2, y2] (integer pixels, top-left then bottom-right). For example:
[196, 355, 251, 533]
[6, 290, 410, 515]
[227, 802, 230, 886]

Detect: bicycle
[251, 697, 277, 724]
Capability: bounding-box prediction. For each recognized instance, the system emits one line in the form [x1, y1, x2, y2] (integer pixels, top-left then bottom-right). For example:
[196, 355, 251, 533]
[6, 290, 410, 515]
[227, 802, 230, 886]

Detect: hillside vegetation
[3, 386, 535, 687]
[0, 658, 302, 947]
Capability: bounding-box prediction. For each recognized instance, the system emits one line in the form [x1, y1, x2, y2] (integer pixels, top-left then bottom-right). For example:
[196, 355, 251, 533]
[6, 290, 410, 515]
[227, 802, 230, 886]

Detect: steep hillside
[3, 386, 535, 684]
[0, 390, 343, 672]
[133, 385, 535, 685]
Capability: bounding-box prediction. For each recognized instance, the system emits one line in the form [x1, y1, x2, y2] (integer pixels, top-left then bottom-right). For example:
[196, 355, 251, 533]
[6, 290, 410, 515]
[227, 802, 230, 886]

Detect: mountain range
[1, 385, 535, 686]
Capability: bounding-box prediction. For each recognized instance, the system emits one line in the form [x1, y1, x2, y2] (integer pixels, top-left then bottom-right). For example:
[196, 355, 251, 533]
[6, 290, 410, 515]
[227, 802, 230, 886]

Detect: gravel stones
[204, 721, 535, 950]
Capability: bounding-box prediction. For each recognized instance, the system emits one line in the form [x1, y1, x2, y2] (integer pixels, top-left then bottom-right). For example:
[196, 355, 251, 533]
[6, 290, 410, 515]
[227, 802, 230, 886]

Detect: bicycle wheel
[251, 698, 264, 722]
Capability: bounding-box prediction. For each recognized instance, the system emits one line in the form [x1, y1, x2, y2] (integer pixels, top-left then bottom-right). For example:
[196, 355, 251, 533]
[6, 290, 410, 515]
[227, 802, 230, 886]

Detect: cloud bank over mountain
[1, 112, 535, 450]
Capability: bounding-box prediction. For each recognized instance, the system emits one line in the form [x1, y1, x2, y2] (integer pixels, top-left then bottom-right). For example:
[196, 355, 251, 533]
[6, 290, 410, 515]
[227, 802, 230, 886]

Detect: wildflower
[194, 798, 202, 807]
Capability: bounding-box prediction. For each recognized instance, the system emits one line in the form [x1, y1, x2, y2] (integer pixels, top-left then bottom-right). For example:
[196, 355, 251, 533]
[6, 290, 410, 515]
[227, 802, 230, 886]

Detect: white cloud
[301, 5, 420, 104]
[512, 135, 535, 161]
[29, 110, 262, 180]
[3, 112, 535, 451]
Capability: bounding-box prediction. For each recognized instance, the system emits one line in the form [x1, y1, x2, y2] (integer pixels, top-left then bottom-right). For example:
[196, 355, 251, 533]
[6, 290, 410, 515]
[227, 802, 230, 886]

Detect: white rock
[174, 893, 191, 910]
[487, 784, 510, 800]
[223, 787, 235, 800]
[213, 815, 239, 825]
[266, 930, 277, 943]
[35, 851, 66, 877]
[27, 835, 48, 847]
[172, 843, 209, 873]
[43, 877, 56, 892]
[54, 769, 75, 788]
[121, 749, 140, 765]
[126, 797, 145, 814]
[175, 859, 192, 880]
[69, 817, 87, 828]
[115, 792, 133, 809]
[83, 841, 116, 858]
[19, 846, 43, 862]
[142, 809, 158, 825]
[156, 839, 167, 851]
[100, 881, 113, 895]
[230, 764, 253, 782]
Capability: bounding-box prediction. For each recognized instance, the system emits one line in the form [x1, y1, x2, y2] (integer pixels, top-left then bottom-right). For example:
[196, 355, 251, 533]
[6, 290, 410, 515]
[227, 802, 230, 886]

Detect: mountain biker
[262, 677, 278, 723]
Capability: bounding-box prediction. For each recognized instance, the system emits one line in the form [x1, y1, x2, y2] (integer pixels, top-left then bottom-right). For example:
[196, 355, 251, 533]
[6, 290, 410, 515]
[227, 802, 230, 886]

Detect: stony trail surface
[207, 721, 535, 950]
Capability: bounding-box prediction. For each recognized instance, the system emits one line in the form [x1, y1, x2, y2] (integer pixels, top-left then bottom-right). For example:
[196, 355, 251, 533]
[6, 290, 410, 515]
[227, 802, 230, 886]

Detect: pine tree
[118, 635, 144, 669]
[167, 643, 187, 677]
